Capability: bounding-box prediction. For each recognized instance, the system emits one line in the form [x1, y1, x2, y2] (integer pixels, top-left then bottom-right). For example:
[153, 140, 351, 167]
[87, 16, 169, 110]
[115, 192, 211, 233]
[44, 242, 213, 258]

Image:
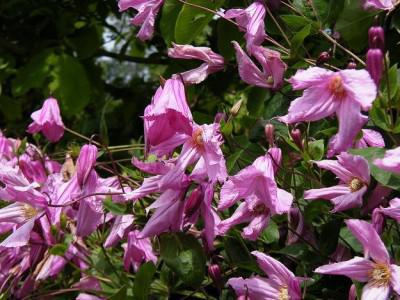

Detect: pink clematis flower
[168, 43, 225, 84]
[228, 251, 303, 299]
[327, 128, 385, 158]
[123, 230, 157, 272]
[372, 198, 400, 233]
[144, 78, 193, 156]
[315, 219, 400, 300]
[76, 144, 98, 188]
[218, 148, 292, 214]
[363, 0, 394, 10]
[375, 146, 400, 174]
[304, 152, 370, 212]
[27, 97, 64, 143]
[225, 1, 266, 51]
[118, 0, 164, 41]
[279, 67, 377, 154]
[233, 42, 287, 90]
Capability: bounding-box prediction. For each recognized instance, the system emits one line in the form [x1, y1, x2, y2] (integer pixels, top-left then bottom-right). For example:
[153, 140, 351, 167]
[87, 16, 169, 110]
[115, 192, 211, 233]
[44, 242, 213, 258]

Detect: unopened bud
[264, 124, 275, 146]
[184, 187, 202, 216]
[368, 26, 385, 51]
[208, 264, 222, 288]
[316, 51, 331, 65]
[347, 59, 357, 69]
[366, 48, 384, 86]
[230, 99, 243, 116]
[290, 128, 303, 150]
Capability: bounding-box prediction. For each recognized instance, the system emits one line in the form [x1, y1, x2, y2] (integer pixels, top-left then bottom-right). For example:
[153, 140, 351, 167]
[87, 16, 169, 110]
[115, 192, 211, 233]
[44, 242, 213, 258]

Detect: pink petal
[314, 256, 373, 282]
[314, 160, 354, 182]
[288, 67, 334, 90]
[330, 186, 366, 212]
[242, 213, 270, 241]
[346, 219, 390, 264]
[304, 185, 350, 200]
[227, 276, 281, 299]
[337, 152, 370, 184]
[361, 281, 390, 300]
[390, 264, 400, 295]
[374, 146, 400, 174]
[252, 251, 295, 285]
[0, 218, 35, 247]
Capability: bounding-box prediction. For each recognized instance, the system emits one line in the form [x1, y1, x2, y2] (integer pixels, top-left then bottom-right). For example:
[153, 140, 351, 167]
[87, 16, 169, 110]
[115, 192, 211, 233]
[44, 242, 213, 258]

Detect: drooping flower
[279, 67, 377, 154]
[218, 148, 292, 214]
[168, 43, 225, 84]
[76, 144, 98, 188]
[144, 78, 193, 156]
[123, 230, 157, 272]
[327, 128, 385, 157]
[233, 42, 286, 90]
[363, 0, 394, 10]
[104, 214, 134, 248]
[372, 198, 400, 233]
[225, 1, 266, 51]
[304, 152, 370, 212]
[315, 219, 400, 300]
[374, 146, 400, 174]
[27, 97, 64, 143]
[228, 251, 303, 300]
[118, 0, 164, 41]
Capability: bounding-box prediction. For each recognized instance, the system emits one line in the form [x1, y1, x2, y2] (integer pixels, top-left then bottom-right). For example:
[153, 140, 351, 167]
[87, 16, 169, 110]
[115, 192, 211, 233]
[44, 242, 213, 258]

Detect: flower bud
[230, 99, 243, 116]
[208, 264, 222, 287]
[366, 48, 384, 86]
[76, 144, 98, 187]
[368, 26, 385, 51]
[264, 124, 275, 146]
[347, 59, 357, 69]
[184, 187, 202, 216]
[290, 128, 303, 150]
[316, 51, 331, 65]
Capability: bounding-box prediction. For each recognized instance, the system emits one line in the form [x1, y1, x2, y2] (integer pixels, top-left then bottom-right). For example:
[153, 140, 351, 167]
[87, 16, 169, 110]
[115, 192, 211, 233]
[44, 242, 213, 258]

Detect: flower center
[328, 75, 346, 98]
[278, 286, 290, 300]
[192, 128, 204, 148]
[23, 204, 38, 219]
[348, 177, 364, 192]
[369, 263, 391, 286]
[252, 204, 267, 215]
[266, 75, 274, 85]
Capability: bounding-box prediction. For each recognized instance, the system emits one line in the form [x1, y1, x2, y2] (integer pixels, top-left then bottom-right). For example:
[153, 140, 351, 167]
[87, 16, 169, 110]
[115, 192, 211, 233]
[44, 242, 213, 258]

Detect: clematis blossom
[118, 0, 164, 41]
[225, 1, 266, 51]
[228, 251, 303, 299]
[315, 219, 400, 300]
[27, 97, 64, 143]
[279, 67, 377, 154]
[233, 42, 286, 90]
[123, 230, 157, 272]
[304, 152, 370, 212]
[372, 198, 400, 233]
[363, 0, 394, 10]
[144, 78, 193, 156]
[374, 146, 400, 174]
[168, 43, 225, 84]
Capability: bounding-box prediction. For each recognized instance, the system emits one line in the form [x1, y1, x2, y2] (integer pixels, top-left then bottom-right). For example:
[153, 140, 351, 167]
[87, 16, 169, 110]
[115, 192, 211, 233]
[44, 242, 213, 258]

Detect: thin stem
[265, 5, 291, 46]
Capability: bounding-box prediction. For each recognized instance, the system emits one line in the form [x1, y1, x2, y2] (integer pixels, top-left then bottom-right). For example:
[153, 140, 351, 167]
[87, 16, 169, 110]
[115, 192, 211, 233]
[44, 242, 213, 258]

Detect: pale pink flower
[27, 97, 64, 143]
[76, 144, 98, 188]
[168, 43, 225, 84]
[279, 67, 377, 154]
[375, 146, 400, 173]
[233, 42, 286, 90]
[372, 198, 400, 233]
[123, 230, 157, 272]
[228, 251, 303, 299]
[363, 0, 394, 10]
[315, 219, 400, 300]
[118, 0, 164, 41]
[225, 1, 266, 51]
[304, 152, 370, 212]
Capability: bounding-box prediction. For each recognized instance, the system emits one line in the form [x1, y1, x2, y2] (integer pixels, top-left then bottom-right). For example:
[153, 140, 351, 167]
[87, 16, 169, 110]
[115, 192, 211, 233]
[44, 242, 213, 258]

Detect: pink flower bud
[368, 26, 385, 51]
[316, 51, 331, 65]
[76, 144, 98, 187]
[184, 187, 202, 216]
[347, 59, 357, 69]
[264, 124, 275, 146]
[290, 128, 303, 150]
[208, 264, 222, 287]
[366, 48, 384, 86]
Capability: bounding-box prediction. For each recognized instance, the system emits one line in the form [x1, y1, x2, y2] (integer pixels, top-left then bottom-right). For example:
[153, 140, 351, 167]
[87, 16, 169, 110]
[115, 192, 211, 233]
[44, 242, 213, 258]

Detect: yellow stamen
[369, 263, 391, 286]
[328, 75, 346, 98]
[23, 204, 37, 219]
[348, 177, 364, 192]
[278, 286, 289, 300]
[192, 128, 204, 148]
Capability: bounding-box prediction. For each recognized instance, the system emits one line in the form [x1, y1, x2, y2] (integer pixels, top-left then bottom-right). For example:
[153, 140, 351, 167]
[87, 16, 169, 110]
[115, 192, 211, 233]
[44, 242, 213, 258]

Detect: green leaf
[160, 232, 206, 287]
[370, 102, 391, 131]
[336, 0, 376, 51]
[109, 286, 128, 300]
[339, 227, 362, 252]
[276, 243, 309, 258]
[49, 243, 68, 256]
[12, 49, 57, 96]
[160, 0, 183, 45]
[226, 149, 244, 173]
[308, 139, 325, 160]
[223, 233, 258, 272]
[349, 147, 400, 191]
[217, 19, 244, 60]
[133, 262, 157, 300]
[247, 87, 268, 117]
[67, 26, 102, 58]
[103, 197, 127, 215]
[175, 0, 224, 44]
[49, 54, 91, 116]
[290, 24, 311, 58]
[260, 220, 279, 244]
[281, 15, 313, 31]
